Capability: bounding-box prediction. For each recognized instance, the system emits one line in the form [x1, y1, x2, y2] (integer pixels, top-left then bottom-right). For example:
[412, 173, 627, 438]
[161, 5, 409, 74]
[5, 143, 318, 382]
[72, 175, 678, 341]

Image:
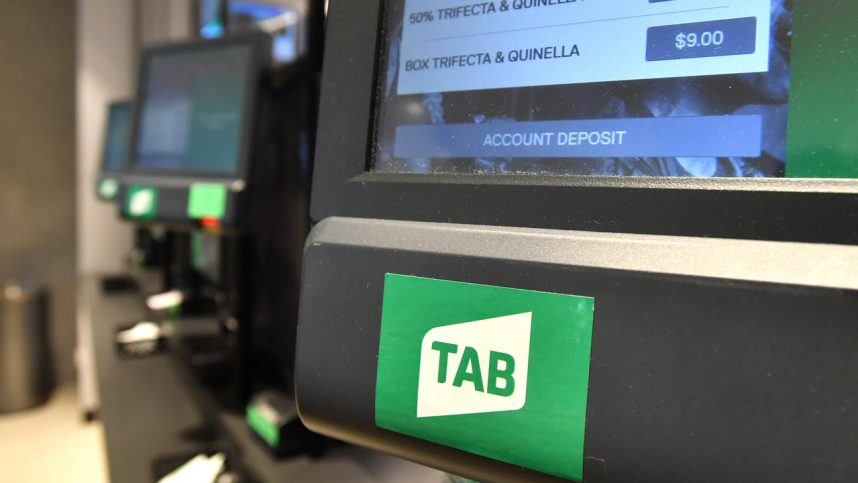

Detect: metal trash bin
[0, 282, 54, 413]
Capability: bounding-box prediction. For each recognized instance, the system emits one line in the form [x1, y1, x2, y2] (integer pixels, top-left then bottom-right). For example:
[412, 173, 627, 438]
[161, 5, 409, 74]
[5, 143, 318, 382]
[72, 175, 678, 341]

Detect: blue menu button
[647, 17, 757, 62]
[393, 115, 763, 160]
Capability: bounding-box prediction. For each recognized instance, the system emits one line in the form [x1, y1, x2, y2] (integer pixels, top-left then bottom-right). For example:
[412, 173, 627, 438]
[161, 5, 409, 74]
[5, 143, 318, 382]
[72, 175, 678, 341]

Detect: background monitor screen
[372, 1, 858, 179]
[133, 43, 254, 176]
[200, 1, 303, 65]
[101, 102, 132, 172]
[229, 1, 301, 63]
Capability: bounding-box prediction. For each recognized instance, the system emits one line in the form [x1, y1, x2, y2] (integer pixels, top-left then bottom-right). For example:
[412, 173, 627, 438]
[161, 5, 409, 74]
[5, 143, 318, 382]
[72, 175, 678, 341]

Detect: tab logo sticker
[376, 274, 595, 481]
[417, 312, 531, 418]
[125, 185, 158, 220]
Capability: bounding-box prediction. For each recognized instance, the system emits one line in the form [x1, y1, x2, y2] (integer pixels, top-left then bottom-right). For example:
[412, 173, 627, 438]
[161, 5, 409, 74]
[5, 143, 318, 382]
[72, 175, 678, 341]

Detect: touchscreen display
[373, 1, 854, 178]
[134, 44, 253, 175]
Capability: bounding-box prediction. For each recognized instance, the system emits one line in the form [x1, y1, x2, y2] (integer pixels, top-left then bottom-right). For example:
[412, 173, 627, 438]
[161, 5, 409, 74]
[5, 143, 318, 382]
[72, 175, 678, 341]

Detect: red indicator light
[200, 217, 221, 229]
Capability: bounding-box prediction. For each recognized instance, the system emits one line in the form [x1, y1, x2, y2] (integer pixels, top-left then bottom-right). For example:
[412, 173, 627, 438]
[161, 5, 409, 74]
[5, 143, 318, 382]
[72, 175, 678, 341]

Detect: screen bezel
[125, 34, 266, 186]
[312, 0, 858, 245]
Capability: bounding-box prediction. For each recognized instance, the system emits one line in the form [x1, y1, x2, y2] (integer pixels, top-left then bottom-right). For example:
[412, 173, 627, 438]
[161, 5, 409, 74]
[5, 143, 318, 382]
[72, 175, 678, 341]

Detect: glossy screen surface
[372, 1, 857, 179]
[133, 44, 253, 175]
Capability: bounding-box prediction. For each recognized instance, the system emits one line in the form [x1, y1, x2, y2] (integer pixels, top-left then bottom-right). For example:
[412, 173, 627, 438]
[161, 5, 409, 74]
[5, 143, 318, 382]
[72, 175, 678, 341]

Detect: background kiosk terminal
[95, 101, 132, 202]
[296, 1, 858, 482]
[115, 31, 317, 440]
[121, 35, 263, 229]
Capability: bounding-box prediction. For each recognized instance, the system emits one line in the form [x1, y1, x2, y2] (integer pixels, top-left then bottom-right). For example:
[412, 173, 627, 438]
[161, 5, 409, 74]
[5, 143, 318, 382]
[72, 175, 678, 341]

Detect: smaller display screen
[203, 1, 302, 64]
[133, 43, 254, 175]
[101, 102, 132, 172]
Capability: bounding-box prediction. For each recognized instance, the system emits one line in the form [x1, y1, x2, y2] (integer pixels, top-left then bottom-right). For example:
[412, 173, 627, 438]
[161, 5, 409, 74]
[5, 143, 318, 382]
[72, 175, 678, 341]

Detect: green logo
[98, 178, 119, 200]
[376, 274, 595, 481]
[125, 185, 158, 219]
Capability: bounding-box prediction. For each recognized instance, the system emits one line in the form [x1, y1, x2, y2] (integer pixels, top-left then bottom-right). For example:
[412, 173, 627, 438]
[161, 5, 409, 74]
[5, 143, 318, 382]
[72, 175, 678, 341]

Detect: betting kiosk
[121, 35, 266, 229]
[120, 32, 315, 415]
[296, 1, 858, 482]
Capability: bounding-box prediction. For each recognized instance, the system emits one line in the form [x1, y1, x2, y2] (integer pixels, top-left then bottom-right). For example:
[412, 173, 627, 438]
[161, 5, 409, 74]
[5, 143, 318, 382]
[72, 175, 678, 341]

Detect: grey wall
[0, 1, 77, 383]
[77, 0, 136, 276]
[76, 0, 138, 414]
[138, 0, 194, 45]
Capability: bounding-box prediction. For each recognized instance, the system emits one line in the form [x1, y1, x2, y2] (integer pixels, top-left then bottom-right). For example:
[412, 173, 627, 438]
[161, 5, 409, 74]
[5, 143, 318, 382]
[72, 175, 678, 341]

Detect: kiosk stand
[296, 1, 858, 482]
[117, 32, 318, 408]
